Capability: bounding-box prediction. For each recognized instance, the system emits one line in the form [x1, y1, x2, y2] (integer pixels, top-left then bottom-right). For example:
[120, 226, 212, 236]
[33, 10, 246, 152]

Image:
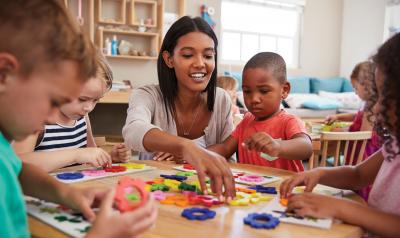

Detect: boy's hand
[111, 143, 131, 163]
[243, 132, 281, 157]
[279, 170, 322, 198]
[87, 189, 158, 238]
[76, 148, 112, 168]
[286, 193, 343, 219]
[324, 115, 338, 125]
[60, 186, 110, 222]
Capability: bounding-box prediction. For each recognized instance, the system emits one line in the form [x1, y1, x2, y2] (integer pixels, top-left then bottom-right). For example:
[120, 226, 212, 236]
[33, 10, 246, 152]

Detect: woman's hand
[324, 115, 338, 125]
[181, 141, 235, 201]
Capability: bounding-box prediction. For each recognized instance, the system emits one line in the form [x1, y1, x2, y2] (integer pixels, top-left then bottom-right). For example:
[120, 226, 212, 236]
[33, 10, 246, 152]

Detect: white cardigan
[122, 84, 234, 160]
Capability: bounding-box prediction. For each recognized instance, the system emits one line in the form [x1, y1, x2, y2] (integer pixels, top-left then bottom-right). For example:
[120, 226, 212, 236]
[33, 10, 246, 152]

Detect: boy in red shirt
[210, 52, 312, 172]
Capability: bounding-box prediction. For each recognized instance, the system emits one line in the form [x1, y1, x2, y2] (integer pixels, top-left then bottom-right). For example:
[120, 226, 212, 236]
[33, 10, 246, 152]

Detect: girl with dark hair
[279, 33, 400, 237]
[123, 16, 235, 200]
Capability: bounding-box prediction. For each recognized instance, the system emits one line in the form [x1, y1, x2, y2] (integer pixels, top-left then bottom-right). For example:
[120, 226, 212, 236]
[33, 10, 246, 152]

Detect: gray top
[122, 84, 234, 160]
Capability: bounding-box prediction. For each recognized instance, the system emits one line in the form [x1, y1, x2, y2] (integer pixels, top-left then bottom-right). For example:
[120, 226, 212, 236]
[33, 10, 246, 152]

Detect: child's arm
[325, 113, 356, 125]
[19, 163, 157, 237]
[287, 192, 400, 238]
[244, 132, 312, 160]
[85, 115, 97, 147]
[280, 149, 384, 197]
[207, 136, 238, 159]
[360, 111, 373, 131]
[13, 134, 111, 172]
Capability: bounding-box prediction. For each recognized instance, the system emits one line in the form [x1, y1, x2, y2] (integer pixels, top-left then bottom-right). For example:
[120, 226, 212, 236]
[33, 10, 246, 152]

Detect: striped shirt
[35, 117, 88, 151]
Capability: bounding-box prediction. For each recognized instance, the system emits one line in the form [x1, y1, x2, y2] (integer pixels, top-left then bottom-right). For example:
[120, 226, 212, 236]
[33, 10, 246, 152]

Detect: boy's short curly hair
[372, 33, 400, 160]
[243, 52, 287, 84]
[0, 0, 96, 80]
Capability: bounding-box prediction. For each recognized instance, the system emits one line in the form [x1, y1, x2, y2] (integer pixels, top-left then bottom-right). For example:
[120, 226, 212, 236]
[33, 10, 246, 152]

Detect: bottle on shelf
[105, 37, 111, 56]
[138, 18, 146, 32]
[111, 35, 118, 55]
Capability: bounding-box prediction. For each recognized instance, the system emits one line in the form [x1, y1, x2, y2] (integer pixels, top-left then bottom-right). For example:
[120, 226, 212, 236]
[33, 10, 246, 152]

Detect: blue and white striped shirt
[35, 117, 87, 151]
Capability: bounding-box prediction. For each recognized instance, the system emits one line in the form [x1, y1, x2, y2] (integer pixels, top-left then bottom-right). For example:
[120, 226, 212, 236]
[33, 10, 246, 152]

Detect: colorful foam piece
[163, 179, 181, 192]
[81, 169, 106, 177]
[104, 166, 126, 173]
[280, 198, 288, 207]
[114, 177, 148, 213]
[178, 182, 197, 192]
[56, 172, 84, 180]
[160, 174, 187, 181]
[229, 192, 251, 206]
[236, 187, 256, 194]
[120, 163, 145, 169]
[160, 194, 189, 207]
[188, 195, 223, 207]
[181, 207, 216, 221]
[176, 171, 194, 176]
[243, 213, 280, 229]
[248, 185, 277, 194]
[239, 175, 264, 183]
[152, 190, 172, 201]
[151, 183, 169, 192]
[183, 164, 195, 170]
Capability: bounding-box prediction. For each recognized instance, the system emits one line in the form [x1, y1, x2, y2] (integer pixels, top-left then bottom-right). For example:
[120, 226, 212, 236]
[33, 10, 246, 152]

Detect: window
[221, 0, 305, 68]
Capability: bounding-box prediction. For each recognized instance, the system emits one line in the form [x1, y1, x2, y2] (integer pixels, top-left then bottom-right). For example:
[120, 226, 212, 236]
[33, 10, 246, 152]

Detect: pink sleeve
[285, 115, 309, 140]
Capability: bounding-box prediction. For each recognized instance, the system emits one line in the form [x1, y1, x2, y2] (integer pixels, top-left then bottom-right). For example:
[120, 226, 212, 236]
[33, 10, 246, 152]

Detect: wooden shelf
[130, 0, 157, 27]
[97, 0, 126, 25]
[99, 90, 131, 104]
[105, 55, 157, 60]
[102, 28, 158, 37]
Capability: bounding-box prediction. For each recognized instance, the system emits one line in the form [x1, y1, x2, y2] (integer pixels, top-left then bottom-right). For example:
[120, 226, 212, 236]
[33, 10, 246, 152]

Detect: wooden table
[28, 161, 364, 238]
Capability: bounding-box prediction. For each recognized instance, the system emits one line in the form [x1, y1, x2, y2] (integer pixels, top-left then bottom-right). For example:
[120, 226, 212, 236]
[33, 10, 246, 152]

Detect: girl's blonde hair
[217, 76, 238, 90]
[96, 49, 113, 90]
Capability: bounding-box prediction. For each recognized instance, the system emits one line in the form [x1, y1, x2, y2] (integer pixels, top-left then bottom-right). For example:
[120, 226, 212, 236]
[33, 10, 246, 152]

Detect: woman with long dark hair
[123, 16, 235, 199]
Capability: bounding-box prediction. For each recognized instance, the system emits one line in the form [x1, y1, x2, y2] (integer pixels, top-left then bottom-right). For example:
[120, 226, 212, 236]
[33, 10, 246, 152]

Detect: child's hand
[324, 115, 338, 125]
[153, 151, 174, 161]
[279, 170, 322, 198]
[76, 148, 112, 168]
[287, 193, 343, 219]
[111, 143, 131, 163]
[87, 189, 158, 238]
[59, 186, 110, 222]
[243, 132, 281, 157]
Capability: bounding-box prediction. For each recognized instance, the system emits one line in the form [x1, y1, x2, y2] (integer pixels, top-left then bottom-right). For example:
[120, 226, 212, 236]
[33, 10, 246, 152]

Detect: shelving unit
[130, 0, 157, 28]
[97, 0, 126, 25]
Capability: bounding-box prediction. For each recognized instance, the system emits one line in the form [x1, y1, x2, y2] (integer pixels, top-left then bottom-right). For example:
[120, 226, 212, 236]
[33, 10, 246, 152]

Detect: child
[326, 61, 382, 200]
[280, 33, 400, 237]
[210, 52, 312, 172]
[0, 1, 156, 237]
[217, 76, 240, 115]
[13, 51, 131, 172]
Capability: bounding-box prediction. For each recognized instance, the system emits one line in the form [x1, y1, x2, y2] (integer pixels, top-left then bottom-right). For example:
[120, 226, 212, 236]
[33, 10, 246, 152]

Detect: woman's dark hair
[157, 16, 218, 123]
[372, 32, 400, 160]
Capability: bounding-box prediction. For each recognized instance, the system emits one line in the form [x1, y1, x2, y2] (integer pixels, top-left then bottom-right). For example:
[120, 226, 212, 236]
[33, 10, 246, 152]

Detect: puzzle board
[52, 163, 155, 184]
[173, 165, 281, 185]
[26, 197, 91, 237]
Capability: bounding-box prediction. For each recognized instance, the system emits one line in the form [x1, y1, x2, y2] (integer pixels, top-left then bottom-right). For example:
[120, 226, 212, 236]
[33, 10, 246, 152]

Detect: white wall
[340, 0, 386, 78]
[219, 0, 344, 78]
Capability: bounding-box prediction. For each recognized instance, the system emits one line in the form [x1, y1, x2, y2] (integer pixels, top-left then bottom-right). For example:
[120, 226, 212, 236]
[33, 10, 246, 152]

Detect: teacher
[123, 16, 235, 199]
